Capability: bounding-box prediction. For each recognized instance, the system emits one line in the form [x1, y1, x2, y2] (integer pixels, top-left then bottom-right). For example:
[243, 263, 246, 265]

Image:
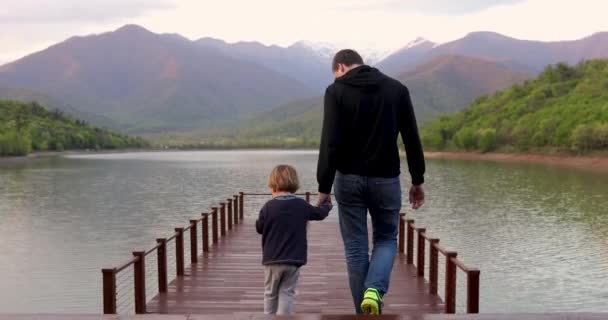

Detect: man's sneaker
[361, 288, 383, 315]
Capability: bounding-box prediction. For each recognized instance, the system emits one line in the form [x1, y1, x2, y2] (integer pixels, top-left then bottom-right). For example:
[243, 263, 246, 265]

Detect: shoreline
[425, 151, 608, 173]
[2, 149, 608, 173]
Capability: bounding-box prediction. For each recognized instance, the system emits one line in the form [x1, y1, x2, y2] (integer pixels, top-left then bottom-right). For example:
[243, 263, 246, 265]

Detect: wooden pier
[101, 192, 480, 316]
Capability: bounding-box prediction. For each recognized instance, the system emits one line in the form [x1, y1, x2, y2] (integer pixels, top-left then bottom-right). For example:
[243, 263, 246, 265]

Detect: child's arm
[255, 205, 266, 234]
[308, 202, 332, 221]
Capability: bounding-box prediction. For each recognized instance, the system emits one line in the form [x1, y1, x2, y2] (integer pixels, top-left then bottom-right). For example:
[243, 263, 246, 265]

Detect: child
[255, 165, 332, 315]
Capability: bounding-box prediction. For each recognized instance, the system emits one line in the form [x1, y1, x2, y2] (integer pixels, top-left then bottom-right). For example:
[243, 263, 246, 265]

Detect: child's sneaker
[361, 288, 383, 315]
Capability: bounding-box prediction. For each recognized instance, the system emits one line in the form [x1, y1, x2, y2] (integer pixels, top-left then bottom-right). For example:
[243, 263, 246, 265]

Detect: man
[316, 49, 426, 315]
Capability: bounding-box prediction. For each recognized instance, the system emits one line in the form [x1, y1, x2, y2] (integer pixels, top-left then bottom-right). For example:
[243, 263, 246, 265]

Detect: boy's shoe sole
[361, 288, 383, 315]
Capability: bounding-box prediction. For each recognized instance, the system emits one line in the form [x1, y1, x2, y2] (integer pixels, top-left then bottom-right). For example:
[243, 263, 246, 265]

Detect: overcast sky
[1, 0, 608, 64]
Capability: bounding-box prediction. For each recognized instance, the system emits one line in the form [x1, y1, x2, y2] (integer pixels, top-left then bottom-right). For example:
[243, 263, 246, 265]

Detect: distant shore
[0, 149, 147, 163]
[425, 151, 608, 173]
[2, 149, 608, 173]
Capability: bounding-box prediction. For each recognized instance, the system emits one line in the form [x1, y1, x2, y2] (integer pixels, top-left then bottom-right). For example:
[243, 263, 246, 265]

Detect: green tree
[477, 128, 497, 152]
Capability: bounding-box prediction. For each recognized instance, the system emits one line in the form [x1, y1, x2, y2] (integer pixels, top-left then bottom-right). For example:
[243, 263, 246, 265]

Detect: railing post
[234, 195, 239, 224]
[398, 214, 406, 253]
[406, 219, 415, 264]
[175, 228, 185, 276]
[156, 238, 168, 293]
[190, 220, 198, 264]
[239, 192, 244, 220]
[227, 199, 233, 230]
[102, 268, 117, 314]
[429, 238, 440, 295]
[220, 202, 226, 237]
[445, 251, 458, 314]
[467, 269, 480, 313]
[202, 213, 209, 253]
[133, 251, 146, 314]
[305, 192, 311, 203]
[211, 207, 218, 244]
[417, 228, 426, 277]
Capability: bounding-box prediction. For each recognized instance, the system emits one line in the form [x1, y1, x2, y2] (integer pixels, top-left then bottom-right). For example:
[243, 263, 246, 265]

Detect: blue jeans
[334, 172, 402, 314]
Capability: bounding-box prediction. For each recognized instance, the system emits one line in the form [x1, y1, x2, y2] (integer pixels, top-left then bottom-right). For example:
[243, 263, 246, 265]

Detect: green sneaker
[361, 288, 383, 315]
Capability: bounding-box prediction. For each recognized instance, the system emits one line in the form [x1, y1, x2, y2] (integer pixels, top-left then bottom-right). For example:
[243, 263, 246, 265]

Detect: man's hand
[317, 192, 332, 208]
[409, 184, 425, 210]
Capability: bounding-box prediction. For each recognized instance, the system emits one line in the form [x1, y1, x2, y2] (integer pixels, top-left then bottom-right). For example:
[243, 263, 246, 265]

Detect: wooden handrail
[102, 191, 479, 315]
[454, 257, 473, 272]
[102, 191, 245, 314]
[144, 242, 163, 256]
[400, 215, 480, 314]
[114, 257, 138, 273]
[433, 243, 451, 255]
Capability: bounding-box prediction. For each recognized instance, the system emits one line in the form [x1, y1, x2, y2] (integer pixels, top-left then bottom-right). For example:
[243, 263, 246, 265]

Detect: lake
[0, 150, 607, 313]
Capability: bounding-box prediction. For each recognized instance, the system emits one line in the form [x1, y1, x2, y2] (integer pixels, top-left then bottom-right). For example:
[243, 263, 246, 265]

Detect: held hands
[409, 184, 425, 210]
[317, 192, 333, 210]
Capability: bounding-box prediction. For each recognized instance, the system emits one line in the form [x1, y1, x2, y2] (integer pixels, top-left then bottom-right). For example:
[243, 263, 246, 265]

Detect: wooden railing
[101, 191, 479, 314]
[101, 192, 245, 314]
[399, 214, 480, 313]
[244, 193, 480, 313]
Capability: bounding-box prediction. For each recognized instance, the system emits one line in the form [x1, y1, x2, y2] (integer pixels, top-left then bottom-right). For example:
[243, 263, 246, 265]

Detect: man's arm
[399, 85, 425, 185]
[399, 85, 426, 209]
[317, 86, 340, 194]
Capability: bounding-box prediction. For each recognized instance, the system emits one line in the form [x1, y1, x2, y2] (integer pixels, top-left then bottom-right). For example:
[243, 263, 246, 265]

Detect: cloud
[330, 0, 525, 15]
[0, 0, 176, 24]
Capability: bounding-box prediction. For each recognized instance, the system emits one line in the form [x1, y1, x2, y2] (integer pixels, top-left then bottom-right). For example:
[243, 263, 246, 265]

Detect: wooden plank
[147, 218, 443, 315]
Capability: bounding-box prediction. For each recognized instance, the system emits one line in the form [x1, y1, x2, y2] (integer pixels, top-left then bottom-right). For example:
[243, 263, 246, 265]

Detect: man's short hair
[267, 164, 300, 193]
[332, 49, 364, 71]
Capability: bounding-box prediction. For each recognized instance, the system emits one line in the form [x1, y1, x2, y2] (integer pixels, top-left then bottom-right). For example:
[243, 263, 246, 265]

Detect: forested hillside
[0, 100, 148, 156]
[422, 60, 608, 154]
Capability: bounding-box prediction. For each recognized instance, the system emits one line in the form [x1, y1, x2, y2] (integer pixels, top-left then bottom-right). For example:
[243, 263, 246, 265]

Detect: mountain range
[378, 31, 608, 74]
[1, 24, 607, 136]
[0, 25, 314, 132]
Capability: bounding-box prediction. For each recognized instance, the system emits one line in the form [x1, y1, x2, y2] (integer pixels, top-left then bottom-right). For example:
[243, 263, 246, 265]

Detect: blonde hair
[267, 165, 300, 193]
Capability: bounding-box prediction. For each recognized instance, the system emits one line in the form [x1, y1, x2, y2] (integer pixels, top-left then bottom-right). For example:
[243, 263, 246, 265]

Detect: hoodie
[256, 195, 331, 267]
[317, 65, 425, 194]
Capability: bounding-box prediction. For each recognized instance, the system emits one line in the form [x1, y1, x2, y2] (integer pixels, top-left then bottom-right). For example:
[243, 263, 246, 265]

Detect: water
[0, 151, 607, 313]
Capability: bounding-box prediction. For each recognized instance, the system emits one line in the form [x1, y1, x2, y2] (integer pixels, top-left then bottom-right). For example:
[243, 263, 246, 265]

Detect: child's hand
[317, 193, 332, 207]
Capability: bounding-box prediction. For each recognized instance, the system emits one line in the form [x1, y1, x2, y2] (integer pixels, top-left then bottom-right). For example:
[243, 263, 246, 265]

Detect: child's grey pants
[264, 264, 300, 315]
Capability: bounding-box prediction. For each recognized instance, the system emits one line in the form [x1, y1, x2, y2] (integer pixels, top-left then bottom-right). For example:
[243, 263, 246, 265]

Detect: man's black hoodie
[317, 65, 425, 193]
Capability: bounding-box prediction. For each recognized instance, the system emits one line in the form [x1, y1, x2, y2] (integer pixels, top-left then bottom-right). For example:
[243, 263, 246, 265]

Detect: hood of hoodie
[335, 65, 387, 92]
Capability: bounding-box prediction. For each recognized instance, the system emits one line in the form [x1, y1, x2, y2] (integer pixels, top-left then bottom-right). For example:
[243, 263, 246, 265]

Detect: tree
[477, 128, 497, 152]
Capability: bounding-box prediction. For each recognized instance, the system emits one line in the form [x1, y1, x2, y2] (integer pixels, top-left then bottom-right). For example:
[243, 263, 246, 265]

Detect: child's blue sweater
[256, 195, 330, 267]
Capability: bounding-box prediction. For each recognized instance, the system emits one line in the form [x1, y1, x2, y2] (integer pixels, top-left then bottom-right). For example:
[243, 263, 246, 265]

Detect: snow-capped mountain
[376, 37, 437, 74]
[289, 41, 337, 62]
[359, 47, 397, 65]
[290, 40, 398, 65]
[404, 37, 433, 50]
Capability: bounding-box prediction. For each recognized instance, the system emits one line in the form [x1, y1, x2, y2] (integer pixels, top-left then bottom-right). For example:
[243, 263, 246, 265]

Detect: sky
[1, 0, 608, 64]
